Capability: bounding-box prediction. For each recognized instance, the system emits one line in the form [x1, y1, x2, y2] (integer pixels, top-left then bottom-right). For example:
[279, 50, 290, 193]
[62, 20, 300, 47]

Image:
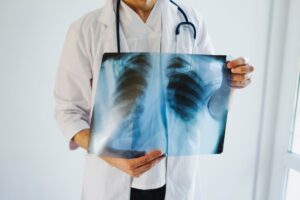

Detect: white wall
[0, 0, 272, 199]
[0, 0, 103, 199]
[183, 0, 272, 199]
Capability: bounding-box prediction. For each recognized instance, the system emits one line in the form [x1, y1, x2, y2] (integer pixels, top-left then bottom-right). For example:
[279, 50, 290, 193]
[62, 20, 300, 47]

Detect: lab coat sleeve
[53, 23, 93, 150]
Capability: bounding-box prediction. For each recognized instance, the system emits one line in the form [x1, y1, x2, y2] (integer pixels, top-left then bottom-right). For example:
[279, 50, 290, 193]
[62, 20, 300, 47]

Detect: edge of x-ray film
[88, 53, 230, 158]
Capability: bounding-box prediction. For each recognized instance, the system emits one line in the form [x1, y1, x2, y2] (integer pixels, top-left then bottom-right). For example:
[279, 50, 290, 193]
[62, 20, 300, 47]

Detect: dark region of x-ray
[88, 53, 231, 158]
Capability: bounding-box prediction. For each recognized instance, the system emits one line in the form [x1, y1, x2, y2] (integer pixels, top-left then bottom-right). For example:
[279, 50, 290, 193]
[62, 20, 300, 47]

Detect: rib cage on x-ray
[113, 54, 150, 114]
[88, 53, 229, 158]
[113, 54, 151, 150]
[166, 56, 206, 122]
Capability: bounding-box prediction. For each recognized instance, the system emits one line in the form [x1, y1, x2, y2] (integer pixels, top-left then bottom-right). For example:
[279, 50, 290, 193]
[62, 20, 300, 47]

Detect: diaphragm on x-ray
[88, 53, 230, 158]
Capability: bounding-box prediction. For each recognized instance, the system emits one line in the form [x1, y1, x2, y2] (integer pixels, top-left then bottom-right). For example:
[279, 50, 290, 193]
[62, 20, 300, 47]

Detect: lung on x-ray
[88, 53, 231, 158]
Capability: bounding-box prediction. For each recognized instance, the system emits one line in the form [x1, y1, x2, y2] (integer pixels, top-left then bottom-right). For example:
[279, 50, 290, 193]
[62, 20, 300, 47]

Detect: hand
[101, 150, 164, 178]
[73, 130, 165, 177]
[227, 57, 254, 89]
[73, 128, 90, 150]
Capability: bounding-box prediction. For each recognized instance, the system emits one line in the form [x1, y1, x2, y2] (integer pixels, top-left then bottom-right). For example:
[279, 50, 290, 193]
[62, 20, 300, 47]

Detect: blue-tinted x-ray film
[88, 53, 230, 158]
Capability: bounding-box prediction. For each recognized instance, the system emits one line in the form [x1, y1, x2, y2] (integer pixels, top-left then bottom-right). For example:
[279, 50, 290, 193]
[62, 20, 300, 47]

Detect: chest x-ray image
[88, 53, 231, 158]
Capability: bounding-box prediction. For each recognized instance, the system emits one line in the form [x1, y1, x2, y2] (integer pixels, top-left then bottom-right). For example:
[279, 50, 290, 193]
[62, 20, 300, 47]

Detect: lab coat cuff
[65, 121, 90, 151]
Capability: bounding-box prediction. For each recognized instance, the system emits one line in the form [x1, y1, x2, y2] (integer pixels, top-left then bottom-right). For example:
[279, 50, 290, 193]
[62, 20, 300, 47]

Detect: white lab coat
[54, 0, 215, 199]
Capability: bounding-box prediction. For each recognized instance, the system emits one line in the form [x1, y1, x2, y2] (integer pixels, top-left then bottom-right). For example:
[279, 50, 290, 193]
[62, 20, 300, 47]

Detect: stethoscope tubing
[115, 0, 197, 53]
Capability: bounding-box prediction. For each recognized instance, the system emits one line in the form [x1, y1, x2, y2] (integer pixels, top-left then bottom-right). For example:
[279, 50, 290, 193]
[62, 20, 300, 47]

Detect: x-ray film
[88, 53, 230, 158]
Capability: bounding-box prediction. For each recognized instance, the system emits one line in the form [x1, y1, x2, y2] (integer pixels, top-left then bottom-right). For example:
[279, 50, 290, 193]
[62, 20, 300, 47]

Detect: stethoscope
[115, 0, 197, 53]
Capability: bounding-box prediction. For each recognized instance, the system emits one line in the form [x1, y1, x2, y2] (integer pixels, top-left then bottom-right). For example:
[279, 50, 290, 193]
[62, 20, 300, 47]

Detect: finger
[132, 161, 155, 177]
[129, 156, 163, 177]
[132, 156, 164, 177]
[231, 65, 254, 74]
[136, 155, 164, 171]
[231, 74, 252, 82]
[231, 79, 251, 88]
[227, 57, 249, 68]
[129, 150, 162, 169]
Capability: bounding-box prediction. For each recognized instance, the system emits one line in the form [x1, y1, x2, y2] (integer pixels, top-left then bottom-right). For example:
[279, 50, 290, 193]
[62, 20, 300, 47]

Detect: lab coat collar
[97, 0, 182, 53]
[97, 0, 129, 52]
[97, 0, 116, 27]
[97, 0, 177, 27]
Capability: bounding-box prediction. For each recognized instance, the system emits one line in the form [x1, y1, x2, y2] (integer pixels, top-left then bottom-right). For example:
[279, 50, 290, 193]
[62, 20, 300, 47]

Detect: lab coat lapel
[101, 26, 129, 53]
[97, 0, 129, 53]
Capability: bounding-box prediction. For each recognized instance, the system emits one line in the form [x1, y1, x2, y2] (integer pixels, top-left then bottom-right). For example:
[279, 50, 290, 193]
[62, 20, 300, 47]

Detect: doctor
[54, 0, 254, 199]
